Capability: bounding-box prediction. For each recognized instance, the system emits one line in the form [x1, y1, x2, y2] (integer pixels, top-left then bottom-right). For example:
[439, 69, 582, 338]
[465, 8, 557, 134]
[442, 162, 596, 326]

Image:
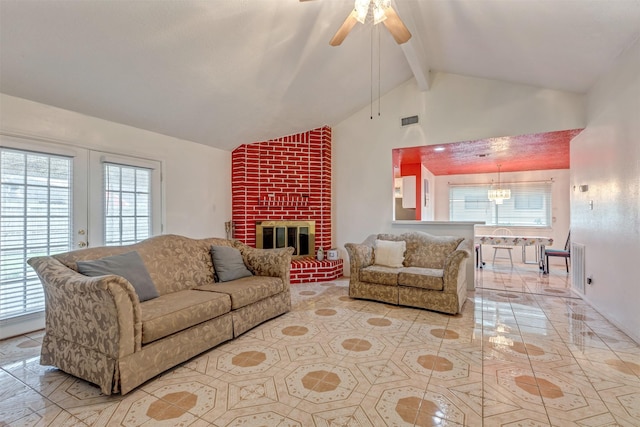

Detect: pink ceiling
[393, 129, 583, 176]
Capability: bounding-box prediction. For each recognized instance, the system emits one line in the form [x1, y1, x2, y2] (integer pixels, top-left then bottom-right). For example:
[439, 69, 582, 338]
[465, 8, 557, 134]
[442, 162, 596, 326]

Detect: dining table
[475, 235, 554, 273]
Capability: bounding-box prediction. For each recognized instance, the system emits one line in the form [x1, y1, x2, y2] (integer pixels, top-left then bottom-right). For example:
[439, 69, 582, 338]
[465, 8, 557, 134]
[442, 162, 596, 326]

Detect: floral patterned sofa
[28, 234, 293, 395]
[345, 231, 470, 314]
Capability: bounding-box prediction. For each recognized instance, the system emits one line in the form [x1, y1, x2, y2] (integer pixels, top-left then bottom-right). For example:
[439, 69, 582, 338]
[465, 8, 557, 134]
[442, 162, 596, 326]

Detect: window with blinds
[104, 163, 151, 246]
[450, 182, 552, 226]
[0, 148, 72, 321]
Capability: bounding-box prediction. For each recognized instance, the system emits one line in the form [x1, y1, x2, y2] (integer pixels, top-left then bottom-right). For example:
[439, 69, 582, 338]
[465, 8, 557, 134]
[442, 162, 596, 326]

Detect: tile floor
[1, 263, 639, 426]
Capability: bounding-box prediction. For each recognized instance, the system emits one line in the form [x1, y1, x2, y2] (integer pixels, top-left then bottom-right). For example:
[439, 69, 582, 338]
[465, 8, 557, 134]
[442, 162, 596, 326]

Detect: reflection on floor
[1, 263, 639, 426]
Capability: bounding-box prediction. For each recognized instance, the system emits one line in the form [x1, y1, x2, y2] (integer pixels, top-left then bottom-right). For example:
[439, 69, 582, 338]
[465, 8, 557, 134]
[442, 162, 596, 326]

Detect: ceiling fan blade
[381, 6, 412, 44]
[329, 10, 359, 46]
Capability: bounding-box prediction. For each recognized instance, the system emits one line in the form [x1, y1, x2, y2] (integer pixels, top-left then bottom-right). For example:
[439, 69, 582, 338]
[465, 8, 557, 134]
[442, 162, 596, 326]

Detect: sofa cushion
[360, 265, 399, 286]
[210, 245, 254, 282]
[194, 276, 284, 310]
[140, 290, 231, 344]
[403, 235, 464, 269]
[374, 239, 405, 268]
[398, 267, 444, 291]
[77, 251, 159, 302]
[55, 235, 219, 295]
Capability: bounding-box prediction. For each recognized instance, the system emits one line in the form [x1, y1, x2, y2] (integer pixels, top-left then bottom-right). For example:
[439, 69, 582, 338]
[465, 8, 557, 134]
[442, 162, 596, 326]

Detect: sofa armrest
[234, 243, 294, 291]
[442, 249, 469, 293]
[28, 256, 142, 358]
[455, 238, 473, 253]
[344, 243, 374, 280]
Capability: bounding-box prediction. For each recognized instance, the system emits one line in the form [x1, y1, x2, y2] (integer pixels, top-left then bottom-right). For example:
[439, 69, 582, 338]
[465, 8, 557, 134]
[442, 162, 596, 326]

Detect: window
[104, 163, 152, 246]
[464, 194, 491, 210]
[0, 141, 163, 337]
[514, 193, 543, 210]
[0, 148, 72, 321]
[450, 182, 552, 226]
[88, 152, 162, 252]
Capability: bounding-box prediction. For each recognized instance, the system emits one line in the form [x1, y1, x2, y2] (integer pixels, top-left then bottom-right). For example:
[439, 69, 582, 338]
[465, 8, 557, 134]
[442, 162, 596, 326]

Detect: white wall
[421, 165, 435, 220]
[0, 94, 232, 238]
[434, 169, 571, 264]
[334, 72, 585, 254]
[570, 38, 640, 343]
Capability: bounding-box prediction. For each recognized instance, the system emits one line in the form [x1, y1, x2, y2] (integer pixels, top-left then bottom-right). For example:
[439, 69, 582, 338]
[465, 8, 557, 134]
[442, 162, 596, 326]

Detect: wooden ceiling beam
[393, 0, 430, 91]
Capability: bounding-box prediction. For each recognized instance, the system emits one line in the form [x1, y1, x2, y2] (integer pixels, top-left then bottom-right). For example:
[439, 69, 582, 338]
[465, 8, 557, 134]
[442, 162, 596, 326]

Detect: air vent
[401, 115, 419, 127]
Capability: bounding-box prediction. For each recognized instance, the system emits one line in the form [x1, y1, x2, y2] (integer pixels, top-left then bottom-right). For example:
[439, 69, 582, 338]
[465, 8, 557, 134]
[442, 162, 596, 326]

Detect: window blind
[104, 162, 152, 246]
[450, 182, 552, 226]
[0, 148, 72, 321]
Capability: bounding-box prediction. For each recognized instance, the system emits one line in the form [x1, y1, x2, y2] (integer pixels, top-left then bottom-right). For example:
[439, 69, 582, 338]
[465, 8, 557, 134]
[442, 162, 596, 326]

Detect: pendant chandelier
[488, 164, 511, 204]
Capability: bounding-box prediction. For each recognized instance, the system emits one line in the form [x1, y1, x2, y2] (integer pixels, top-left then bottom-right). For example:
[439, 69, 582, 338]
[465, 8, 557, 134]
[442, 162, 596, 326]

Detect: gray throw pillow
[77, 251, 159, 302]
[210, 245, 253, 282]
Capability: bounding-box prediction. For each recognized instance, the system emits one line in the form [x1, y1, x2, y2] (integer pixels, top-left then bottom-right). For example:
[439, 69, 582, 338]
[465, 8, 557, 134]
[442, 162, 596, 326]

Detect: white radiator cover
[571, 243, 586, 294]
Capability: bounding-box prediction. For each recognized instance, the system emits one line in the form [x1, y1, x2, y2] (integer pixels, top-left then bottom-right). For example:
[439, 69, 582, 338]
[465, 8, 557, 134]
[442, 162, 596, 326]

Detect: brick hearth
[231, 126, 342, 284]
[291, 258, 343, 284]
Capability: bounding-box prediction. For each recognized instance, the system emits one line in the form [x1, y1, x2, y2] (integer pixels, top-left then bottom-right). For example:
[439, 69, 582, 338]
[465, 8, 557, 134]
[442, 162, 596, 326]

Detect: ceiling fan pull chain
[378, 24, 381, 117]
[370, 22, 374, 120]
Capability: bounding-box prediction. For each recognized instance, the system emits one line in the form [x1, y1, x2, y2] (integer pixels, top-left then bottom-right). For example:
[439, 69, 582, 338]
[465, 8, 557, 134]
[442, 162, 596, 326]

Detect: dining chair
[545, 231, 571, 273]
[492, 228, 513, 267]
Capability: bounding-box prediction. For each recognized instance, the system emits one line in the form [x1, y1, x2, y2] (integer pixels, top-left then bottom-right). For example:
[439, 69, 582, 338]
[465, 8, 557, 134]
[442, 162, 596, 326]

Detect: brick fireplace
[256, 220, 315, 257]
[231, 126, 342, 284]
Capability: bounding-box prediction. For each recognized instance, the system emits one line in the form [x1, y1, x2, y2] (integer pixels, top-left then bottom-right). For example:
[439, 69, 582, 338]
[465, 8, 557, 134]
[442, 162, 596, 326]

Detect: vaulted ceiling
[1, 0, 639, 153]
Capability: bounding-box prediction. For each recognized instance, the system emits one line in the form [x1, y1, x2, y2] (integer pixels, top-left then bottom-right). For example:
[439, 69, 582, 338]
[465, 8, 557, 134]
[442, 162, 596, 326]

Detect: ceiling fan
[301, 0, 412, 46]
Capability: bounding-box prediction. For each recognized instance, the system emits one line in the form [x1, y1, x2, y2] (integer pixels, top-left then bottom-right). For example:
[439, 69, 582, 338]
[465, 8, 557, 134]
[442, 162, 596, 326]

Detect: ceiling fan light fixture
[325, 0, 410, 46]
[354, 0, 391, 25]
[373, 5, 387, 24]
[354, 0, 370, 23]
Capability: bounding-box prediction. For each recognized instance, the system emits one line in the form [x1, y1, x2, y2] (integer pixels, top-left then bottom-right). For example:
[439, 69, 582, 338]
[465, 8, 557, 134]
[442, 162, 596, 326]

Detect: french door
[87, 151, 162, 249]
[0, 135, 161, 338]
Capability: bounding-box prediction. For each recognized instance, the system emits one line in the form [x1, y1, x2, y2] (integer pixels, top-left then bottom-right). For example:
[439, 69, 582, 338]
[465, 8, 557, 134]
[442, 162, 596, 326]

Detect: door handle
[77, 230, 87, 248]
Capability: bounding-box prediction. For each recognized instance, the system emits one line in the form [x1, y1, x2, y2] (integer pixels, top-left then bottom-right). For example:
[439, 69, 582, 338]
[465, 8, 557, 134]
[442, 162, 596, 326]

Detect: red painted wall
[231, 126, 332, 252]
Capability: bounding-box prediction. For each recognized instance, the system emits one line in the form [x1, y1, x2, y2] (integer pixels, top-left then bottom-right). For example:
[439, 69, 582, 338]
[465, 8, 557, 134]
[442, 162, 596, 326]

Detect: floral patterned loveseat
[28, 234, 293, 395]
[345, 231, 470, 314]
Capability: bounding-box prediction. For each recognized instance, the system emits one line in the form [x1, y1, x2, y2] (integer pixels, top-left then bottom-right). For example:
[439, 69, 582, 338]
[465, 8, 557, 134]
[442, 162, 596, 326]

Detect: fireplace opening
[256, 220, 315, 257]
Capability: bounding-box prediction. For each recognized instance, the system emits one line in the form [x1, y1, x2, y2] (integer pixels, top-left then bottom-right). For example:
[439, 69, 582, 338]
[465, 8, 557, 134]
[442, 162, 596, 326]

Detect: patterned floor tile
[221, 410, 302, 427]
[0, 386, 55, 425]
[0, 335, 42, 367]
[1, 264, 638, 426]
[311, 404, 376, 427]
[356, 359, 410, 386]
[376, 385, 467, 426]
[483, 407, 552, 426]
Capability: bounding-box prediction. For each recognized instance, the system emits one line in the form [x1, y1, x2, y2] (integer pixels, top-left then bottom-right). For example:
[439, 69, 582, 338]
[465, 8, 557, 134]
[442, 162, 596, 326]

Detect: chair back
[564, 231, 571, 251]
[493, 228, 513, 237]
